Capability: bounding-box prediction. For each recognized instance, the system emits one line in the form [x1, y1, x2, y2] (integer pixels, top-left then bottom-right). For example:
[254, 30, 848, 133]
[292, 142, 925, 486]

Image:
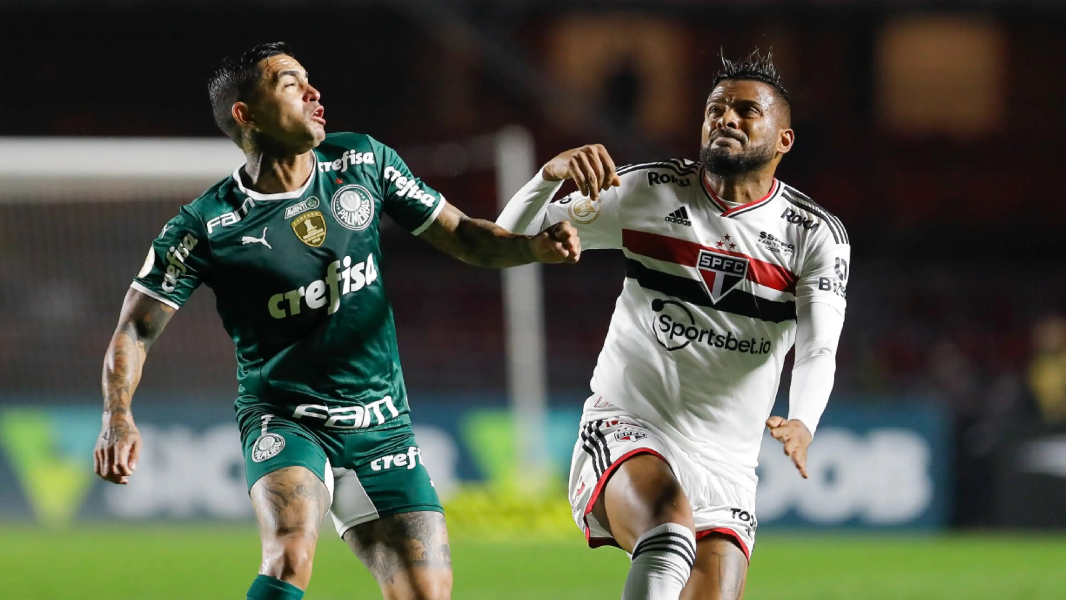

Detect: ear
[777, 128, 795, 155]
[232, 102, 254, 130]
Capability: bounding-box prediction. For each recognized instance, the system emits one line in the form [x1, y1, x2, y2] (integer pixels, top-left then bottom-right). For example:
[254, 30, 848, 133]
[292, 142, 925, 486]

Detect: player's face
[699, 80, 792, 176]
[246, 55, 326, 151]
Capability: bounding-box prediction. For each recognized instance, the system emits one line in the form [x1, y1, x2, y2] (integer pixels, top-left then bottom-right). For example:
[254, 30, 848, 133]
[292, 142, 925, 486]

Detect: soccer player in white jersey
[497, 52, 849, 599]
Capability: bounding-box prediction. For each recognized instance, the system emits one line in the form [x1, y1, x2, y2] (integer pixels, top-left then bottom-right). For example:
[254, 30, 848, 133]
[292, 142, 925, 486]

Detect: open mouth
[310, 106, 326, 125]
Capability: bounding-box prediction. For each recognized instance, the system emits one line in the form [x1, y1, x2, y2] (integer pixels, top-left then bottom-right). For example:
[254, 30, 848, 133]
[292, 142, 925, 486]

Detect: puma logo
[242, 227, 272, 249]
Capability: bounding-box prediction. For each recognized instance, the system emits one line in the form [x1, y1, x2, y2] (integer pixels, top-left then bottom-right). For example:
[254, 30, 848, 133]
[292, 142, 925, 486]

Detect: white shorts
[568, 411, 758, 558]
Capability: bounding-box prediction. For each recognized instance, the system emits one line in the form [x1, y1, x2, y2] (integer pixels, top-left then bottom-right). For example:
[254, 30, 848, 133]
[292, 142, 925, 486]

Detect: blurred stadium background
[3, 0, 1066, 598]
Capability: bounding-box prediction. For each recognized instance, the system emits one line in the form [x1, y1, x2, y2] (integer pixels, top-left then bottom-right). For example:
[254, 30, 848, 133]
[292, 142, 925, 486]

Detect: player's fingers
[129, 438, 140, 472]
[766, 416, 786, 429]
[93, 449, 101, 477]
[796, 454, 809, 479]
[568, 157, 589, 197]
[114, 442, 132, 476]
[583, 149, 606, 192]
[101, 446, 114, 476]
[575, 153, 600, 200]
[595, 145, 619, 188]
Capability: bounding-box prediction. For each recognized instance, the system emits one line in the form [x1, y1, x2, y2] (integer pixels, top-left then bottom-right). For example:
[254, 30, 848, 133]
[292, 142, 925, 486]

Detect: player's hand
[765, 416, 812, 479]
[94, 414, 142, 485]
[542, 144, 621, 201]
[530, 221, 581, 264]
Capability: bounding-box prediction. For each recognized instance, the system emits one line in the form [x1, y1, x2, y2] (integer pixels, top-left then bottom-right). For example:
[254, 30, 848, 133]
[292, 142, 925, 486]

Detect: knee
[411, 571, 452, 600]
[261, 531, 317, 587]
[646, 477, 692, 527]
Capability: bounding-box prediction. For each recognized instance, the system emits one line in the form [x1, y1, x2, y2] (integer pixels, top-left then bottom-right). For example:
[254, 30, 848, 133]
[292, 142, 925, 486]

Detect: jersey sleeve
[512, 173, 626, 251]
[369, 137, 446, 236]
[795, 227, 850, 315]
[131, 206, 210, 309]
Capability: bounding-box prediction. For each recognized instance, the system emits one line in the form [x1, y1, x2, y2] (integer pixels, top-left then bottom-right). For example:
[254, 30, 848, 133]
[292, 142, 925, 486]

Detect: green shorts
[238, 407, 442, 537]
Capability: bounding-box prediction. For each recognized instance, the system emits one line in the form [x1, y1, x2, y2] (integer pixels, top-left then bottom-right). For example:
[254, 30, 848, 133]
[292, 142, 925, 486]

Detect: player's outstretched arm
[767, 302, 846, 479]
[496, 144, 620, 234]
[94, 288, 176, 485]
[419, 202, 581, 268]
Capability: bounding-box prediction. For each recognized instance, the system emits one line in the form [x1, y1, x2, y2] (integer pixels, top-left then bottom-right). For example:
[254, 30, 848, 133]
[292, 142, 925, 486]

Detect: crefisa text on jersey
[161, 233, 199, 293]
[268, 253, 379, 319]
[316, 150, 375, 173]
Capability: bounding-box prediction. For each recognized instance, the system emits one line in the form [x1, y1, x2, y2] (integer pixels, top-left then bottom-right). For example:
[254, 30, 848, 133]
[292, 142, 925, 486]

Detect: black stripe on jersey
[617, 160, 698, 177]
[781, 187, 849, 244]
[626, 259, 797, 323]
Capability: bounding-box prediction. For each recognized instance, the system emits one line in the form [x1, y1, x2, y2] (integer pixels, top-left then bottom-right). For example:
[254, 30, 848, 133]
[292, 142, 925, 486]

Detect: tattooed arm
[418, 202, 581, 268]
[94, 288, 176, 485]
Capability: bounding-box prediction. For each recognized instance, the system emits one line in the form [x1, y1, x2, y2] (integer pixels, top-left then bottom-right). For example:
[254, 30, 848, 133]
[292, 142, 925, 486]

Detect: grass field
[4, 527, 1066, 599]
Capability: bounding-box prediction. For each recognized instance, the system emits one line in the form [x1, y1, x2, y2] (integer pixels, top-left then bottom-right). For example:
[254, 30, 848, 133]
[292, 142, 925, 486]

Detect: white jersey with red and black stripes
[528, 158, 850, 489]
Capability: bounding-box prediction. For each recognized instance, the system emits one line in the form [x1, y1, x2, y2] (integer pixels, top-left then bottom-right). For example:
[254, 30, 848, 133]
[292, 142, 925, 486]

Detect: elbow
[794, 345, 836, 368]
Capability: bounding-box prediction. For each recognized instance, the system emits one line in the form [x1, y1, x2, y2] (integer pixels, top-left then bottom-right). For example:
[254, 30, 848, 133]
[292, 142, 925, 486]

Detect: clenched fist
[94, 414, 142, 485]
[530, 221, 581, 264]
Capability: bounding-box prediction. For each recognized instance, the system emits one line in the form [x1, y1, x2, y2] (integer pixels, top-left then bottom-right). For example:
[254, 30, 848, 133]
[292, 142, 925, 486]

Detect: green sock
[247, 575, 305, 600]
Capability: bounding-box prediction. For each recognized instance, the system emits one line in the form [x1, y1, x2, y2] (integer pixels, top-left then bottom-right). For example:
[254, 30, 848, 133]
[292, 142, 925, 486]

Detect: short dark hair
[208, 41, 294, 142]
[709, 49, 791, 122]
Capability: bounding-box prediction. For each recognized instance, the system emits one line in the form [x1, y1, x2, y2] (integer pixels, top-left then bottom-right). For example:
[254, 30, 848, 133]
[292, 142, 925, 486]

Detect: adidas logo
[665, 207, 692, 226]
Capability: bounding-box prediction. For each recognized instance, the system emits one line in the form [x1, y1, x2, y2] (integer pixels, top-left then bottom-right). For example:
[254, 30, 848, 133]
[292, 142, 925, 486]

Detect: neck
[702, 167, 776, 205]
[240, 145, 315, 195]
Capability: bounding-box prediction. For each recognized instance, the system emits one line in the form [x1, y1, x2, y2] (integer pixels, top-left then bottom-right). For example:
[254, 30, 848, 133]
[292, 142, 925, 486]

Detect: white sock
[621, 522, 696, 600]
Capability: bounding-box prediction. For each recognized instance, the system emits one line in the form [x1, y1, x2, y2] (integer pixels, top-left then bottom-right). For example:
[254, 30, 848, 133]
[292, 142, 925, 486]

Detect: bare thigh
[250, 466, 331, 589]
[590, 453, 694, 551]
[680, 533, 748, 600]
[343, 510, 452, 600]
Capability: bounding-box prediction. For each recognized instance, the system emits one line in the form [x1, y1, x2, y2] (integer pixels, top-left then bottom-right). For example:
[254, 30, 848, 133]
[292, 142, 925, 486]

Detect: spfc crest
[331, 184, 376, 231]
[697, 249, 748, 302]
[614, 429, 648, 443]
[291, 210, 327, 247]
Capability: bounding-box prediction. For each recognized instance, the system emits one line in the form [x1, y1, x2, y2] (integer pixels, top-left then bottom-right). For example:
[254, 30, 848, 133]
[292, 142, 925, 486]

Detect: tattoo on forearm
[452, 216, 532, 268]
[345, 511, 452, 585]
[422, 205, 533, 268]
[101, 293, 175, 421]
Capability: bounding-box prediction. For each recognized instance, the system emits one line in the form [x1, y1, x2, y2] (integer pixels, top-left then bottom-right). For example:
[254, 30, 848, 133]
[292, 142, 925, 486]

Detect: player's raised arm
[497, 144, 620, 234]
[95, 288, 176, 485]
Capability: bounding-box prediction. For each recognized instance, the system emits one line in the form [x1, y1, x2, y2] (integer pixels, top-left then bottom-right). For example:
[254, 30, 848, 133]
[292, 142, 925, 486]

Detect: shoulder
[614, 159, 703, 197]
[616, 158, 699, 190]
[777, 181, 849, 245]
[179, 178, 236, 228]
[322, 131, 373, 151]
[317, 132, 378, 164]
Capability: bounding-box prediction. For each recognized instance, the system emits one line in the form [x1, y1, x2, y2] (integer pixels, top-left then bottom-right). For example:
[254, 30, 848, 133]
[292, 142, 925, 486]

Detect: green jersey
[133, 132, 445, 431]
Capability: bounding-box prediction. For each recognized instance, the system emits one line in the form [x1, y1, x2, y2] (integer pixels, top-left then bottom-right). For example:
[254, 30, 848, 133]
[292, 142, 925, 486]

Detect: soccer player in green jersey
[92, 42, 580, 600]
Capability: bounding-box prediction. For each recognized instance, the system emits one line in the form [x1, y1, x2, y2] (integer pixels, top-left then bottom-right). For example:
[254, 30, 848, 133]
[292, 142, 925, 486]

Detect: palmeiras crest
[697, 249, 748, 302]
